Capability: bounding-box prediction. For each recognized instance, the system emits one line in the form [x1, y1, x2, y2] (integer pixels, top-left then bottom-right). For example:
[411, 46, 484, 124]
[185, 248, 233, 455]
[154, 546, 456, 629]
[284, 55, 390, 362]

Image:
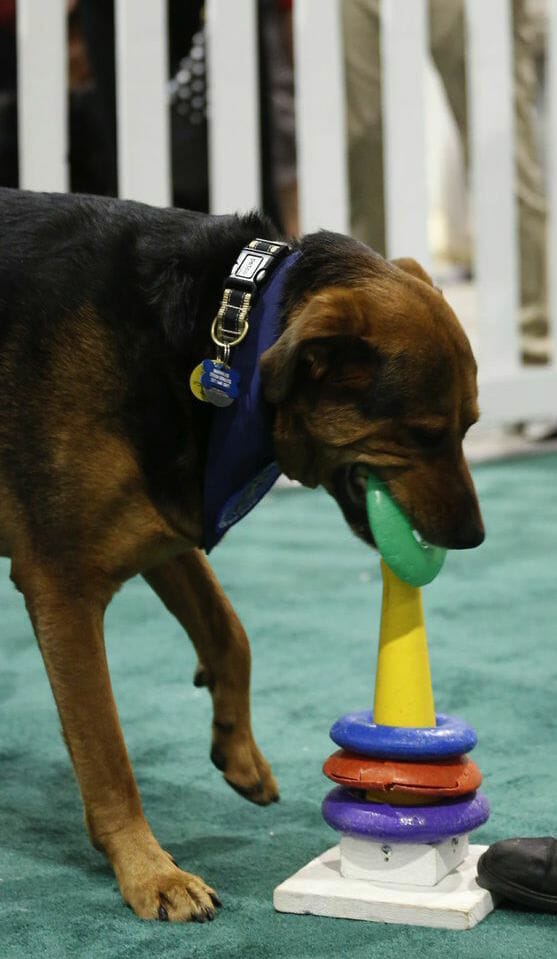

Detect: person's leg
[512, 0, 549, 365]
[429, 0, 472, 270]
[429, 0, 468, 161]
[342, 0, 386, 254]
[431, 0, 549, 364]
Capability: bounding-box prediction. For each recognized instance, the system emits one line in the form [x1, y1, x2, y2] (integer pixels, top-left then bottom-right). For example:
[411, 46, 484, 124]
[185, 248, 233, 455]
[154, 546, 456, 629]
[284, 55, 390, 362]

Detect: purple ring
[330, 711, 477, 760]
[322, 786, 490, 843]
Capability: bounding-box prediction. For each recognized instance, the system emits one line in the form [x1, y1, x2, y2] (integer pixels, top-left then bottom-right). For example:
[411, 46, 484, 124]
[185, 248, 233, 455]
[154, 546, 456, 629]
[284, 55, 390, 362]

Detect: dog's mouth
[331, 463, 377, 547]
[332, 462, 484, 553]
[332, 463, 430, 551]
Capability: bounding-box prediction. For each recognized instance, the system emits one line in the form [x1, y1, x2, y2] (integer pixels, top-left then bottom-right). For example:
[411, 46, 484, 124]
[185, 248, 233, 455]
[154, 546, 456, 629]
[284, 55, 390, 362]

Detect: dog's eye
[408, 426, 447, 449]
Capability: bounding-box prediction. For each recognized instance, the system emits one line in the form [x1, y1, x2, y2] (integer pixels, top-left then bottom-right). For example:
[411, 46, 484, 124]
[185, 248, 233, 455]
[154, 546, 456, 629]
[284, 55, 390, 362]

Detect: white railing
[16, 0, 68, 192]
[15, 0, 557, 425]
[114, 0, 170, 206]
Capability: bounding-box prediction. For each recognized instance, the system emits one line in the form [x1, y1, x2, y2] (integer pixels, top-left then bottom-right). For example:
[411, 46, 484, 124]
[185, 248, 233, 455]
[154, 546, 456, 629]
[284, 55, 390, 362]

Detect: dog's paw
[108, 831, 221, 922]
[121, 862, 221, 922]
[211, 724, 280, 805]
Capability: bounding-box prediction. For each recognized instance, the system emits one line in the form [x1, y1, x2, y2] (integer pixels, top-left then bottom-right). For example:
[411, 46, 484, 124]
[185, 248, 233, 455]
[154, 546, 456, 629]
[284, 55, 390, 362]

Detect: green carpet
[1, 454, 557, 958]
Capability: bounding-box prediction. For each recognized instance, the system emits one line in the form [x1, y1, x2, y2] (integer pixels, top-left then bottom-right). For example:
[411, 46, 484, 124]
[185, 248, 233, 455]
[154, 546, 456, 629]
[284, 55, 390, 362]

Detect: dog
[0, 187, 484, 921]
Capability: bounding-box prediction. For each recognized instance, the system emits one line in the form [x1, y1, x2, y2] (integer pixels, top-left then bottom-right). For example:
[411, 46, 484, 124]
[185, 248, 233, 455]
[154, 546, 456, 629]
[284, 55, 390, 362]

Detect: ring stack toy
[274, 476, 496, 930]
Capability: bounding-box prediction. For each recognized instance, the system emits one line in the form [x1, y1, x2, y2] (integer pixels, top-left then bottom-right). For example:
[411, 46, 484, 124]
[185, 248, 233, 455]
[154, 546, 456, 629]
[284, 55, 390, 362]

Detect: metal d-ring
[217, 343, 231, 366]
[210, 290, 252, 352]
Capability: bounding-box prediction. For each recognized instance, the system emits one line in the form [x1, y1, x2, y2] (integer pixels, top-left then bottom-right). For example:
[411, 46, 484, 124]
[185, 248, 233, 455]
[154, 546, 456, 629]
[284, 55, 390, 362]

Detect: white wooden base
[274, 844, 496, 930]
[340, 834, 468, 886]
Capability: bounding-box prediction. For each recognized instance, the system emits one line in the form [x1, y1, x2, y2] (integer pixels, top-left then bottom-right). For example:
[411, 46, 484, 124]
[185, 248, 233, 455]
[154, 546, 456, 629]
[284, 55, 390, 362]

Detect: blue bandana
[203, 251, 301, 552]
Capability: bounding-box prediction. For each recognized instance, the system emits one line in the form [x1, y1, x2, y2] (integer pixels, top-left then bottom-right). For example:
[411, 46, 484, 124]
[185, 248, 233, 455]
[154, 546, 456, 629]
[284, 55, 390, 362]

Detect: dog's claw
[193, 664, 207, 688]
[210, 892, 223, 908]
[225, 777, 270, 804]
[158, 904, 169, 922]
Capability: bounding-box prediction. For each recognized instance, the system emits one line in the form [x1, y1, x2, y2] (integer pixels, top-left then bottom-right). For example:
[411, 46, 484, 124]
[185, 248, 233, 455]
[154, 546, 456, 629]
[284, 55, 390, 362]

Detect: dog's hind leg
[144, 549, 279, 805]
[14, 556, 220, 922]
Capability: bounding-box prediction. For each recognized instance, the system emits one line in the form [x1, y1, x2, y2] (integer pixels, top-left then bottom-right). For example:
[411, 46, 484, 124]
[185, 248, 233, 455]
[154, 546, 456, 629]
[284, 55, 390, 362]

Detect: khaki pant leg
[430, 0, 548, 360]
[429, 0, 468, 161]
[343, 0, 466, 256]
[513, 0, 549, 362]
[344, 0, 548, 360]
[343, 0, 385, 254]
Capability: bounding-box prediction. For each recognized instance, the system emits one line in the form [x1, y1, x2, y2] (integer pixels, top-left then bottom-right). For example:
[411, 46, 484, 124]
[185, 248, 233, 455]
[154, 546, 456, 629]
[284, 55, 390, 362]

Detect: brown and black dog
[0, 188, 483, 921]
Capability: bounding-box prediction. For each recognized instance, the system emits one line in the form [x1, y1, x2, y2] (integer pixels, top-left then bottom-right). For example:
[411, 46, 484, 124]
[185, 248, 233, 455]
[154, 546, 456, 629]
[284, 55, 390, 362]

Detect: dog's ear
[391, 257, 434, 287]
[260, 286, 378, 403]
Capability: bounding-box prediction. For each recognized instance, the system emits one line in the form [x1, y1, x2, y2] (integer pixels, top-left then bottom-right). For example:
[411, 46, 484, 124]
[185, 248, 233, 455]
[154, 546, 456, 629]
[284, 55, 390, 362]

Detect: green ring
[365, 474, 447, 587]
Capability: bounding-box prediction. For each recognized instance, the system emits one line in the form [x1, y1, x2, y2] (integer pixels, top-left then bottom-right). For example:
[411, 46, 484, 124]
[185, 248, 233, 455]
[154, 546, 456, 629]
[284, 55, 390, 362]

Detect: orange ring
[323, 749, 482, 803]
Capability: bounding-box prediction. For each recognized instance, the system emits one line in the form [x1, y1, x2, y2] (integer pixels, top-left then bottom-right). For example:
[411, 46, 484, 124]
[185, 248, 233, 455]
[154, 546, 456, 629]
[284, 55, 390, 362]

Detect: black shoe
[477, 837, 557, 914]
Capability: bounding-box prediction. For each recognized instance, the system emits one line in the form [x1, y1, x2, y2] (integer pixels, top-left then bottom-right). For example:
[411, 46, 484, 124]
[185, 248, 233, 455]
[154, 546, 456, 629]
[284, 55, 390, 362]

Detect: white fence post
[293, 0, 348, 235]
[475, 0, 557, 424]
[206, 0, 260, 214]
[114, 0, 170, 206]
[16, 0, 68, 192]
[466, 0, 520, 379]
[380, 0, 429, 268]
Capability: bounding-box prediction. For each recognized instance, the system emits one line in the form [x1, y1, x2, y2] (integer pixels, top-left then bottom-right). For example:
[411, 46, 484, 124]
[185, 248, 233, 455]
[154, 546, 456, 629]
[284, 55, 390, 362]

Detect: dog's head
[260, 237, 484, 550]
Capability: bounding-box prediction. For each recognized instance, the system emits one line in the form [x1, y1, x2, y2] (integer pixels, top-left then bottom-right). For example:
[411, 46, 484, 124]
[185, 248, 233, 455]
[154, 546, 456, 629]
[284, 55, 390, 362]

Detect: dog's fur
[0, 188, 484, 921]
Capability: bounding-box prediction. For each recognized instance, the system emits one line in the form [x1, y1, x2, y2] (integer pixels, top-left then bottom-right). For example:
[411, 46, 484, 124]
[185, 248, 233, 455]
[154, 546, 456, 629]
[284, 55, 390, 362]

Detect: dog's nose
[449, 517, 485, 550]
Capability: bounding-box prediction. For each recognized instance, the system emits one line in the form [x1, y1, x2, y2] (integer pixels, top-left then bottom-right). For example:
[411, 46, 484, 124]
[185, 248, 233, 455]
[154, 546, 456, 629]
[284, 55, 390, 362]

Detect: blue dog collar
[203, 249, 301, 551]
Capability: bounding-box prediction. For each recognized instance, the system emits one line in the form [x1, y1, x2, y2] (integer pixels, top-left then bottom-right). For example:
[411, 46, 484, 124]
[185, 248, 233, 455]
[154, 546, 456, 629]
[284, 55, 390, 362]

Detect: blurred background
[2, 0, 556, 457]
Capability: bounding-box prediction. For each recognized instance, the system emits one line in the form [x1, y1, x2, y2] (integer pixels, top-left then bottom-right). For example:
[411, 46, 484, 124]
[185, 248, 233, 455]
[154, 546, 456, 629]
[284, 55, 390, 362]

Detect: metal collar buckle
[230, 243, 287, 290]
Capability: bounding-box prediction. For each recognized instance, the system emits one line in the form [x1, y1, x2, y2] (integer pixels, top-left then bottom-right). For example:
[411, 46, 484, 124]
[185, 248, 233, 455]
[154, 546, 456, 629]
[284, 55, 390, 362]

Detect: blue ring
[322, 786, 490, 843]
[330, 711, 477, 760]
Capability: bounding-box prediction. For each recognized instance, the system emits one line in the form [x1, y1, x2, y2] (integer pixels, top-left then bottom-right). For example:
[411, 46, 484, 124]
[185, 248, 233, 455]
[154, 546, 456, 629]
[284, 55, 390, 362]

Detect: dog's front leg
[144, 550, 279, 805]
[15, 559, 219, 922]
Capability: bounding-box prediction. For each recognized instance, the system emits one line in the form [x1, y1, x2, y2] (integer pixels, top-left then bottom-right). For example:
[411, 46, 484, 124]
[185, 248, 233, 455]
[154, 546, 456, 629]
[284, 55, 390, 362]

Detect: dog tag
[200, 359, 240, 407]
[190, 362, 209, 402]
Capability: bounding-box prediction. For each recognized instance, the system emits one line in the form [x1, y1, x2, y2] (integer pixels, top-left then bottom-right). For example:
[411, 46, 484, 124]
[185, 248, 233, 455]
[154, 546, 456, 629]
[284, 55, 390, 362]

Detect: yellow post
[373, 559, 436, 728]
